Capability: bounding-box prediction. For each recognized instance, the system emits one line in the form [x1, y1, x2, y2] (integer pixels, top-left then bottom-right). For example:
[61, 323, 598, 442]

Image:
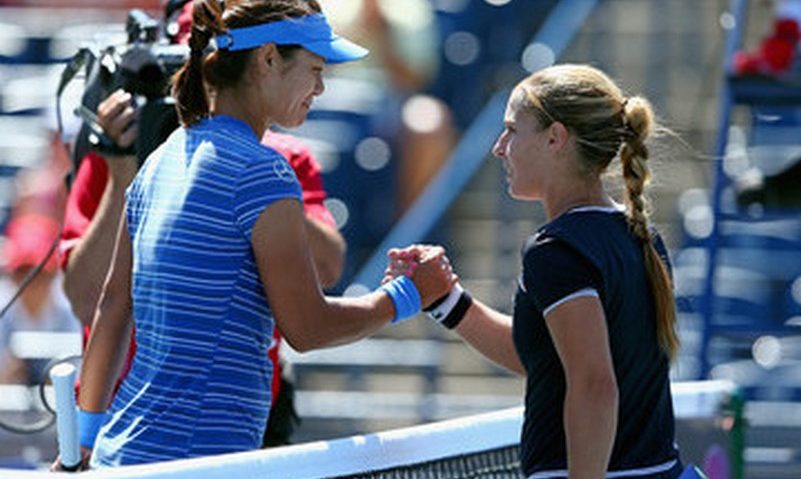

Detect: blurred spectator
[11, 142, 68, 224]
[0, 213, 78, 385]
[734, 0, 801, 75]
[321, 0, 457, 212]
[733, 1, 801, 209]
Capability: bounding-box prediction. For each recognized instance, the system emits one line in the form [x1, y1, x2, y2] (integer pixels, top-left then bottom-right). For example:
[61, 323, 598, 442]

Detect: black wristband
[423, 292, 449, 312]
[440, 289, 473, 329]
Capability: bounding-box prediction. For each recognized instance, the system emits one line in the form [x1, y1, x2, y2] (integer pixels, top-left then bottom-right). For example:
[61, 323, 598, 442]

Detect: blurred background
[0, 0, 800, 477]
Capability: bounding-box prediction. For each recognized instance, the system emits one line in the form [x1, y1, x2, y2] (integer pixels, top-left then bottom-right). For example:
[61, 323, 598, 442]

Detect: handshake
[381, 245, 473, 330]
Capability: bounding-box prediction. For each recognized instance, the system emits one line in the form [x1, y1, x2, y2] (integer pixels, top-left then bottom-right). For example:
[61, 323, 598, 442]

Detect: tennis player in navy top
[65, 0, 455, 470]
[387, 64, 686, 479]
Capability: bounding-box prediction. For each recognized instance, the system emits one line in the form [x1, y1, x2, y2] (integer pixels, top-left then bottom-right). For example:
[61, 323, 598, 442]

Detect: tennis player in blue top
[387, 64, 687, 479]
[67, 0, 454, 469]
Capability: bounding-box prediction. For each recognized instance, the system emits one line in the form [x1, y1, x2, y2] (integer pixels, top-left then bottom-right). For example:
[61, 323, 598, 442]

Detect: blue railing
[697, 0, 749, 378]
[349, 0, 601, 290]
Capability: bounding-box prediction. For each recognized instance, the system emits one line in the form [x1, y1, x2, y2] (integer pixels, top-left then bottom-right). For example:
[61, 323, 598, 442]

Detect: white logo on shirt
[273, 160, 295, 183]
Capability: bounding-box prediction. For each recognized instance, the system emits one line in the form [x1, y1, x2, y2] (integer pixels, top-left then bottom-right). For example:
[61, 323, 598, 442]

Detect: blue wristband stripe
[380, 276, 422, 323]
[78, 409, 108, 449]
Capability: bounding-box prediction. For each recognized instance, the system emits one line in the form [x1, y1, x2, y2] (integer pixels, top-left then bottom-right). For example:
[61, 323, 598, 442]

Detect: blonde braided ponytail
[620, 96, 679, 361]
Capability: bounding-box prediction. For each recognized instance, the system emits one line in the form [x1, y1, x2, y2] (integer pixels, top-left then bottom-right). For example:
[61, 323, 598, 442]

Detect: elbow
[569, 368, 618, 408]
[94, 283, 132, 326]
[587, 373, 619, 408]
[280, 329, 323, 353]
[276, 312, 327, 353]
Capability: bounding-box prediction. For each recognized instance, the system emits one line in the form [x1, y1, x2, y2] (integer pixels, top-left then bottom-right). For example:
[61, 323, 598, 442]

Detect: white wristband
[426, 283, 464, 323]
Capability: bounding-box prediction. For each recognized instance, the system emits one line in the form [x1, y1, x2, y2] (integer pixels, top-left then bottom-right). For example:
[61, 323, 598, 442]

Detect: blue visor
[213, 13, 368, 64]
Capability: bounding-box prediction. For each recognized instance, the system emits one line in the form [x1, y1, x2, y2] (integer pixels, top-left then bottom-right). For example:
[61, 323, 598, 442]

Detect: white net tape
[4, 380, 737, 479]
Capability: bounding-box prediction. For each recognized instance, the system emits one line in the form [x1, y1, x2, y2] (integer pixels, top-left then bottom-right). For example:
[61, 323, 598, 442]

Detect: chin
[508, 186, 535, 201]
[276, 116, 305, 129]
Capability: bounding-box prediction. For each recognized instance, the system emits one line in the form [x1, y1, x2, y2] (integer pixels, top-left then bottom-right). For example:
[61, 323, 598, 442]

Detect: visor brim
[304, 36, 369, 64]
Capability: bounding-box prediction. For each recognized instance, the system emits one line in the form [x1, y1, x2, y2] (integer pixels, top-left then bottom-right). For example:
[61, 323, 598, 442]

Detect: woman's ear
[260, 43, 280, 70]
[247, 43, 280, 83]
[547, 121, 570, 152]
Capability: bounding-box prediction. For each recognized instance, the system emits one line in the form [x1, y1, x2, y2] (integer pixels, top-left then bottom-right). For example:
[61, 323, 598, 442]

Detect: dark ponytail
[172, 0, 224, 127]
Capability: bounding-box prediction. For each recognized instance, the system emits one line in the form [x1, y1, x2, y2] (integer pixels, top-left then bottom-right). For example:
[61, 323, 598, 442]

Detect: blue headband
[213, 13, 368, 64]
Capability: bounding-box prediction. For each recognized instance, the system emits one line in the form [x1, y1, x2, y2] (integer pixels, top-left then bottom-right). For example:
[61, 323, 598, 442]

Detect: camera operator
[59, 1, 346, 448]
[61, 90, 139, 328]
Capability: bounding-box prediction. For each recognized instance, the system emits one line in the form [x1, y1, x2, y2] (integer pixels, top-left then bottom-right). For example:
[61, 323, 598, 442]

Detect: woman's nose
[492, 133, 507, 158]
[314, 77, 325, 96]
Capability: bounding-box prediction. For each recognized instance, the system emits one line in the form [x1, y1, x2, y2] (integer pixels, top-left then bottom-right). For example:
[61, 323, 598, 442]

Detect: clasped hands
[382, 244, 458, 310]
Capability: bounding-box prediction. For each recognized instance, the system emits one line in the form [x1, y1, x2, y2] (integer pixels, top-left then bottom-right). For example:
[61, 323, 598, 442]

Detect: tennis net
[6, 380, 741, 479]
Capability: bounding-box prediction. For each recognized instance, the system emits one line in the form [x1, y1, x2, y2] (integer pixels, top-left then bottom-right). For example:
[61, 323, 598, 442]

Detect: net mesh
[5, 380, 739, 479]
[330, 446, 522, 479]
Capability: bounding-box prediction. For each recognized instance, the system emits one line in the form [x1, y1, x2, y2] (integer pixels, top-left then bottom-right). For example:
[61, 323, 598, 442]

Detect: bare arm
[253, 199, 452, 352]
[304, 215, 345, 289]
[361, 0, 429, 92]
[63, 90, 139, 326]
[63, 161, 135, 325]
[452, 299, 525, 375]
[545, 296, 618, 479]
[385, 247, 524, 375]
[78, 214, 134, 413]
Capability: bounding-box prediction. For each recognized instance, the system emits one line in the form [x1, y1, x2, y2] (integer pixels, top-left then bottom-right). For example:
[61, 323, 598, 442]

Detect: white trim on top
[566, 203, 625, 215]
[542, 287, 599, 317]
[527, 458, 678, 479]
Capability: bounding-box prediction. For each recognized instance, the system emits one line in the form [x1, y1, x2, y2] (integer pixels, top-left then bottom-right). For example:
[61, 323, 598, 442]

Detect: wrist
[107, 160, 138, 186]
[379, 275, 422, 324]
[78, 409, 108, 449]
[425, 283, 472, 329]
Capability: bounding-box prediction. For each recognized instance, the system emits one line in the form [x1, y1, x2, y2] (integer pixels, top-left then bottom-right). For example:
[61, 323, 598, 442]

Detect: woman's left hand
[50, 446, 92, 472]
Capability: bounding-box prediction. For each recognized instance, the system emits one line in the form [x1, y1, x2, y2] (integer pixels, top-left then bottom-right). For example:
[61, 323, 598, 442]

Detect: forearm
[454, 299, 525, 375]
[280, 290, 395, 352]
[78, 295, 133, 412]
[304, 216, 345, 289]
[258, 200, 452, 352]
[63, 180, 130, 326]
[564, 379, 618, 479]
[78, 215, 134, 413]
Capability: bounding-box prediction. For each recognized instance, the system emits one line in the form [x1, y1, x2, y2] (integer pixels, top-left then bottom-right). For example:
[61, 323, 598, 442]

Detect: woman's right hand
[96, 90, 140, 184]
[50, 446, 92, 472]
[97, 89, 140, 151]
[385, 244, 457, 308]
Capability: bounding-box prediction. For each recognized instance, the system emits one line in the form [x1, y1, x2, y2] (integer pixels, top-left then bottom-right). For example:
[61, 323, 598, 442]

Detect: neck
[543, 179, 612, 220]
[212, 87, 269, 138]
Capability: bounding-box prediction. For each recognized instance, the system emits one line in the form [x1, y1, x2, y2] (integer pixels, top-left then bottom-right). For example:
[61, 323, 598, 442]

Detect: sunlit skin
[491, 93, 613, 220]
[492, 101, 551, 201]
[265, 48, 326, 128]
[213, 45, 326, 136]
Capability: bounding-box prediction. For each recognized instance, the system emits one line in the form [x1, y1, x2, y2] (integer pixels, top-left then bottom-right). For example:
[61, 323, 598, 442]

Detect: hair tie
[189, 24, 212, 58]
[620, 98, 630, 121]
[620, 97, 635, 138]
